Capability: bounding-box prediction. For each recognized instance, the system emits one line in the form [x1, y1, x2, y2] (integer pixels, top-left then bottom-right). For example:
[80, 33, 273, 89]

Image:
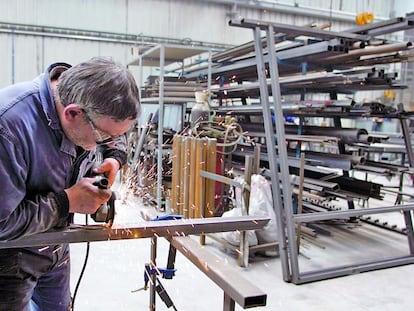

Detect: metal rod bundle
[171, 135, 217, 218]
[142, 79, 207, 98]
[184, 14, 414, 89]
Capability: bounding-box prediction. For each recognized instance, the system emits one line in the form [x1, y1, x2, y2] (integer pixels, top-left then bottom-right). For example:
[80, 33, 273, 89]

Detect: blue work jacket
[0, 63, 127, 241]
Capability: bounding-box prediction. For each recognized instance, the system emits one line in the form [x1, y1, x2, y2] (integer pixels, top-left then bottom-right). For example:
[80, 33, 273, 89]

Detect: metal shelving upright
[229, 17, 414, 284]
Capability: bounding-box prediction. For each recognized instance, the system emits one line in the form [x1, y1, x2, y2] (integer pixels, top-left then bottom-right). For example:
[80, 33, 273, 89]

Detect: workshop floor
[69, 174, 414, 311]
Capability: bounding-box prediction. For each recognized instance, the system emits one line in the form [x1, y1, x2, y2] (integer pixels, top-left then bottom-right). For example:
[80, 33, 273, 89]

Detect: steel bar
[169, 236, 267, 309]
[0, 216, 270, 249]
[285, 125, 370, 144]
[252, 25, 292, 282]
[212, 36, 267, 63]
[291, 176, 339, 191]
[276, 38, 346, 62]
[327, 176, 382, 200]
[353, 164, 394, 175]
[297, 256, 414, 284]
[205, 139, 217, 217]
[210, 67, 403, 99]
[183, 137, 190, 217]
[241, 122, 374, 145]
[188, 138, 197, 218]
[266, 23, 298, 282]
[399, 115, 414, 168]
[240, 156, 253, 268]
[171, 135, 181, 213]
[195, 139, 206, 218]
[360, 160, 409, 173]
[211, 25, 327, 63]
[230, 18, 369, 42]
[150, 237, 157, 311]
[293, 203, 414, 223]
[157, 44, 165, 210]
[199, 170, 247, 190]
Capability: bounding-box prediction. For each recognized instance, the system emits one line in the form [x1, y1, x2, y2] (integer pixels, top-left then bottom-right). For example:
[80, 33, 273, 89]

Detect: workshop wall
[0, 0, 404, 88]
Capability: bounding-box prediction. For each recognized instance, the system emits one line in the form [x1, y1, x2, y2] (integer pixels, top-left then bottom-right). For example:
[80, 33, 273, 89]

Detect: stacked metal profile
[180, 13, 414, 204]
[170, 135, 217, 219]
[220, 14, 414, 285]
[184, 14, 414, 96]
[141, 76, 207, 99]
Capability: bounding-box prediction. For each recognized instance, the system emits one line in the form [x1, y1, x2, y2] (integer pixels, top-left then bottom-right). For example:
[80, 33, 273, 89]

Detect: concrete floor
[69, 176, 414, 311]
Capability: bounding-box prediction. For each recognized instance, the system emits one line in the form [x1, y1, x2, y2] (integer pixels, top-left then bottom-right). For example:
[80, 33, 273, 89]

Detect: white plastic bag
[220, 205, 258, 246]
[220, 176, 258, 246]
[249, 174, 278, 244]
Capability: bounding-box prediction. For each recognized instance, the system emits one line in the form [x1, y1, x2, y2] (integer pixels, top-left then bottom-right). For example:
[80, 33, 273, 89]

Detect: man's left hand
[93, 158, 120, 186]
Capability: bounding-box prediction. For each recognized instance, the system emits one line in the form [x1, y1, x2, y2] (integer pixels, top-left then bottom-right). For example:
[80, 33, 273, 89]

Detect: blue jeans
[0, 244, 71, 311]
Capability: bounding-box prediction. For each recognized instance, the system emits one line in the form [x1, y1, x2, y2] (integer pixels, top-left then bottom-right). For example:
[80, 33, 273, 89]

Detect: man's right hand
[64, 177, 112, 214]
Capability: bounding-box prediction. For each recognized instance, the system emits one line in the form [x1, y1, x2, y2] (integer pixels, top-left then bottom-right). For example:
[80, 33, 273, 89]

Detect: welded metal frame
[230, 18, 414, 284]
[0, 216, 269, 310]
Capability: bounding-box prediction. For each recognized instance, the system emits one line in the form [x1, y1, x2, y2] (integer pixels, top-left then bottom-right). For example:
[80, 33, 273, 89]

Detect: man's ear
[64, 104, 83, 120]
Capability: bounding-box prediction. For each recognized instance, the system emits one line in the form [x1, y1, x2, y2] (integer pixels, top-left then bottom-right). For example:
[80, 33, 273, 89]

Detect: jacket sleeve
[100, 134, 128, 167]
[0, 126, 69, 241]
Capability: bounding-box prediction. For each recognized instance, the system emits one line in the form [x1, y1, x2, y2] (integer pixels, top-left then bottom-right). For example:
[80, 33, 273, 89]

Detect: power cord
[70, 215, 90, 311]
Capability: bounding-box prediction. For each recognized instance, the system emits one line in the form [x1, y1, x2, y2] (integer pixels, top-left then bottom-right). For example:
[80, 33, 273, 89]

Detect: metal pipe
[288, 151, 364, 170]
[320, 42, 413, 63]
[0, 21, 231, 50]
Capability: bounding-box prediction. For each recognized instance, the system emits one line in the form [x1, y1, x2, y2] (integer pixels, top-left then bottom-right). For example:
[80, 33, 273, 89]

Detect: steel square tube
[169, 236, 267, 309]
[0, 216, 270, 249]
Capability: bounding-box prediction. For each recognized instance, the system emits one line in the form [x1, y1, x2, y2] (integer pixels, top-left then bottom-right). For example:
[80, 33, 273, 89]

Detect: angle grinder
[91, 174, 116, 225]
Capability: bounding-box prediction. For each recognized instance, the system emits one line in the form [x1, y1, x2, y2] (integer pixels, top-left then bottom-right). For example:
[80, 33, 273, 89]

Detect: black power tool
[92, 174, 116, 225]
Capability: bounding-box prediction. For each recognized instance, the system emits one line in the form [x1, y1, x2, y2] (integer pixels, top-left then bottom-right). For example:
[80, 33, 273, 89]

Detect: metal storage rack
[229, 17, 414, 284]
[129, 43, 214, 210]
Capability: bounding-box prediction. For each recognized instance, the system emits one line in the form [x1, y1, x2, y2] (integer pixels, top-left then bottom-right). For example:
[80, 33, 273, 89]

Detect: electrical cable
[191, 120, 249, 155]
[70, 216, 90, 311]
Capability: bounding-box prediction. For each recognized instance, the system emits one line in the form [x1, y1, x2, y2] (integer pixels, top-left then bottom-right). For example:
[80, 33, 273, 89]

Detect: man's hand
[92, 158, 120, 186]
[64, 177, 112, 214]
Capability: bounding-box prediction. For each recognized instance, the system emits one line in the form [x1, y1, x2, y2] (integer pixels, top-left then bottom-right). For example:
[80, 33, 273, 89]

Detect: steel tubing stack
[171, 135, 217, 218]
[183, 13, 414, 95]
[142, 79, 206, 99]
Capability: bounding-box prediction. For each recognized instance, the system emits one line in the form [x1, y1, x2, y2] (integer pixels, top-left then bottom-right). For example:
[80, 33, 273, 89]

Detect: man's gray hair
[56, 57, 140, 121]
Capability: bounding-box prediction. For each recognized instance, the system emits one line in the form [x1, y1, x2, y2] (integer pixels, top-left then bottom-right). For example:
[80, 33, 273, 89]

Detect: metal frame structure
[130, 43, 214, 210]
[230, 18, 414, 284]
[0, 216, 269, 310]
